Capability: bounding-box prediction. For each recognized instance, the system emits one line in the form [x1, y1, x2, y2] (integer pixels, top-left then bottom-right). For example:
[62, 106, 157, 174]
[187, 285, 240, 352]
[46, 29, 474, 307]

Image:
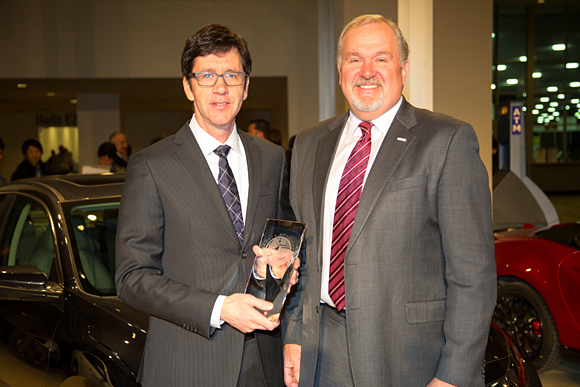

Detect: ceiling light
[550, 102, 558, 107]
[552, 44, 566, 51]
[570, 82, 580, 87]
[532, 72, 542, 78]
[17, 83, 27, 88]
[70, 99, 78, 104]
[557, 94, 565, 99]
[548, 107, 556, 112]
[519, 56, 527, 62]
[506, 79, 518, 85]
[532, 110, 539, 115]
[571, 98, 579, 103]
[497, 64, 507, 71]
[491, 84, 496, 90]
[547, 86, 558, 92]
[540, 97, 549, 102]
[47, 92, 55, 97]
[535, 104, 544, 109]
[566, 62, 579, 69]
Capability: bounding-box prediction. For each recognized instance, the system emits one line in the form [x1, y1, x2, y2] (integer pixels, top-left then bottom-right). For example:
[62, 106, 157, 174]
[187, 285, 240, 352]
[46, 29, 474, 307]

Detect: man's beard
[350, 79, 384, 112]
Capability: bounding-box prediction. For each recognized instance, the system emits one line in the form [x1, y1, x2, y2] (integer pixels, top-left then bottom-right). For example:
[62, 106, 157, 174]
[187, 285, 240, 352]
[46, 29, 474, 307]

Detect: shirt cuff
[211, 295, 226, 328]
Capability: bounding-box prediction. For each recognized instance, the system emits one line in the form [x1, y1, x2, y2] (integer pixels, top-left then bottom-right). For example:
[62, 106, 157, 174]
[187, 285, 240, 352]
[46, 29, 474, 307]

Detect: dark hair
[98, 142, 117, 158]
[0, 138, 4, 150]
[181, 24, 252, 78]
[250, 119, 270, 137]
[22, 139, 42, 155]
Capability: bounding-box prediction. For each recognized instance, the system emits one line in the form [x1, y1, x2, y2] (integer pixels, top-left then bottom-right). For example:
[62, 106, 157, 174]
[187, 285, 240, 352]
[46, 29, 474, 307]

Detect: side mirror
[0, 265, 61, 301]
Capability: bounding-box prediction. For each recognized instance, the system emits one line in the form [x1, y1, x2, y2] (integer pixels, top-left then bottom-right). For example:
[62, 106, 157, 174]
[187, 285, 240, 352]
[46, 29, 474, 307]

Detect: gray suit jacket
[283, 99, 496, 387]
[115, 123, 292, 386]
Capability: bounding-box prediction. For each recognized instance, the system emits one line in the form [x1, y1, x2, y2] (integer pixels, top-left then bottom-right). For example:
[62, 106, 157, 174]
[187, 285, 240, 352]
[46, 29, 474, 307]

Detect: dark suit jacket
[115, 123, 292, 386]
[283, 98, 496, 387]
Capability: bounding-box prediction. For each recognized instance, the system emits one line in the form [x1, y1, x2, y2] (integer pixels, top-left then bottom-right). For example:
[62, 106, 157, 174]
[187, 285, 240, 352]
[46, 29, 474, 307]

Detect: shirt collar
[345, 96, 403, 138]
[189, 113, 243, 157]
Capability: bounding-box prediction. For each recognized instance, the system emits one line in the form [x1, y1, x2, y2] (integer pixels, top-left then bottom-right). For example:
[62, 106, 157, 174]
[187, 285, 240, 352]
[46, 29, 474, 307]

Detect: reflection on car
[0, 174, 540, 387]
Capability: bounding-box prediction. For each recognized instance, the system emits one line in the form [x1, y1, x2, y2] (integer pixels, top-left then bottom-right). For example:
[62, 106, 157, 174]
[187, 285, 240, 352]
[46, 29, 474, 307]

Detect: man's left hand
[426, 378, 458, 387]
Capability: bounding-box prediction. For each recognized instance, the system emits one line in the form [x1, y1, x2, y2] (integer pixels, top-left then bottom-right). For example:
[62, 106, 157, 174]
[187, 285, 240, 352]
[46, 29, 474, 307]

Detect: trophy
[246, 219, 306, 319]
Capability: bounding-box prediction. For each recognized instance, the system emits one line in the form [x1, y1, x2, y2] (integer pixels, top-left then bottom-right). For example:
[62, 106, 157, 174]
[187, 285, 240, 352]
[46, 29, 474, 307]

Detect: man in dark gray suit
[116, 24, 293, 386]
[282, 15, 496, 387]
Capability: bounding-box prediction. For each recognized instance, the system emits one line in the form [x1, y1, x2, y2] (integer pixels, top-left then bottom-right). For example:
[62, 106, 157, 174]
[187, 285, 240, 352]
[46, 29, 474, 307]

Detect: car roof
[0, 174, 125, 202]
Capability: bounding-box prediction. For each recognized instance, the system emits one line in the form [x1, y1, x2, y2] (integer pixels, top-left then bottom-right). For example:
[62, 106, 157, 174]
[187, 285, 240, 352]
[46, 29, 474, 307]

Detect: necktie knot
[214, 145, 231, 158]
[359, 121, 373, 137]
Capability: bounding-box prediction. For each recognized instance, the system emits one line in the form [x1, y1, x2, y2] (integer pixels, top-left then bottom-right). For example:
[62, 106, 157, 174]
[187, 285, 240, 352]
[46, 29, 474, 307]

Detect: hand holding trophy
[246, 219, 307, 320]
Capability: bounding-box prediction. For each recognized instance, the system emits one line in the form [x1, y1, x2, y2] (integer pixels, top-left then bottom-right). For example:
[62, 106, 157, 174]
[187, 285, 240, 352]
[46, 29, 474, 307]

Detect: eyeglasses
[188, 71, 246, 87]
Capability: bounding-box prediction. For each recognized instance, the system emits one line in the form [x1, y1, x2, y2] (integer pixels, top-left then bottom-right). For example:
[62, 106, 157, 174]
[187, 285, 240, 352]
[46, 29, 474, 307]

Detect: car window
[0, 196, 58, 282]
[67, 202, 120, 296]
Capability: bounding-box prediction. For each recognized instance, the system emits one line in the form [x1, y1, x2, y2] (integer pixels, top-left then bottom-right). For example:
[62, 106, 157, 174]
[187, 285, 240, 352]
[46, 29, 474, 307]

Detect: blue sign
[511, 105, 522, 135]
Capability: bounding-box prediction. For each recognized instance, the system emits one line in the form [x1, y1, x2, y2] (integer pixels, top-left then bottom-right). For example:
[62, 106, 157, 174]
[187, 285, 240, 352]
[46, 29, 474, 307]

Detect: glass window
[0, 196, 57, 282]
[65, 201, 120, 296]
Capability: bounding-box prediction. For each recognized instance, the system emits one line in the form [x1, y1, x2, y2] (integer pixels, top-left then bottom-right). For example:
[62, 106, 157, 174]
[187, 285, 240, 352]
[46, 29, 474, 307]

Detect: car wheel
[493, 280, 562, 372]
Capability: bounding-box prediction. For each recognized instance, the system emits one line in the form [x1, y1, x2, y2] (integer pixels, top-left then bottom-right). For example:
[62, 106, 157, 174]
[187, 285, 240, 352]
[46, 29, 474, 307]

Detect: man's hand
[221, 293, 280, 333]
[252, 245, 301, 292]
[426, 378, 458, 387]
[283, 344, 301, 387]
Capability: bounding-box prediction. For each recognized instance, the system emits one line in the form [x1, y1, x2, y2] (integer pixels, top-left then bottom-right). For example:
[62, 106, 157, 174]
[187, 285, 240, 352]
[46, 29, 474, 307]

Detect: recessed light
[497, 64, 507, 71]
[47, 92, 55, 97]
[506, 79, 518, 85]
[70, 99, 78, 104]
[566, 62, 579, 69]
[17, 83, 27, 89]
[547, 86, 558, 92]
[519, 56, 527, 62]
[532, 72, 542, 78]
[552, 44, 566, 51]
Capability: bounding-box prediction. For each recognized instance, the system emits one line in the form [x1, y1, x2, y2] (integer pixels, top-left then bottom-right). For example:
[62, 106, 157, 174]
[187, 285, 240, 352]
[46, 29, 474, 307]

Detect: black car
[0, 174, 541, 387]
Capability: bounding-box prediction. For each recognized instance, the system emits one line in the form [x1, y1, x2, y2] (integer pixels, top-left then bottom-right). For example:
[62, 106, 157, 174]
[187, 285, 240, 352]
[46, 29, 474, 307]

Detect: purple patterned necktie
[329, 121, 372, 310]
[214, 145, 244, 246]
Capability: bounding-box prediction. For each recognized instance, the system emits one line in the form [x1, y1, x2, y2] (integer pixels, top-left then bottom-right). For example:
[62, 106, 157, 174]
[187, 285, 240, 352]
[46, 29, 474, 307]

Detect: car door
[0, 193, 64, 367]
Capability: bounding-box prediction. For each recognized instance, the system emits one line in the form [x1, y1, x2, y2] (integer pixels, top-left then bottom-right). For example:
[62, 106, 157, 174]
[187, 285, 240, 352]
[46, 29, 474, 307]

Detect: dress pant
[315, 304, 355, 387]
[237, 334, 267, 387]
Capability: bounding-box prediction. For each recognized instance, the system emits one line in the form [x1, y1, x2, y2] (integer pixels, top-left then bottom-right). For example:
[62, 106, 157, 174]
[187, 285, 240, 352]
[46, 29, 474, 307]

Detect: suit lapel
[313, 114, 348, 266]
[239, 130, 261, 251]
[346, 101, 417, 255]
[173, 123, 241, 248]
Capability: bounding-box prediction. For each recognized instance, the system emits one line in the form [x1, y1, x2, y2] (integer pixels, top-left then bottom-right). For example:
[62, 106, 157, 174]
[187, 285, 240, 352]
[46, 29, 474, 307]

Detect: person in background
[11, 139, 49, 181]
[98, 142, 125, 172]
[0, 139, 6, 184]
[283, 14, 495, 387]
[269, 129, 282, 146]
[109, 131, 129, 168]
[247, 119, 270, 140]
[48, 145, 75, 175]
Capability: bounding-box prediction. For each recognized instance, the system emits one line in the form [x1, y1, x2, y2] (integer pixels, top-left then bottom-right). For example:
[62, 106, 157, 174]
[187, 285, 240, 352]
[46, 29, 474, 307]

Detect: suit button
[316, 306, 319, 314]
[242, 252, 247, 259]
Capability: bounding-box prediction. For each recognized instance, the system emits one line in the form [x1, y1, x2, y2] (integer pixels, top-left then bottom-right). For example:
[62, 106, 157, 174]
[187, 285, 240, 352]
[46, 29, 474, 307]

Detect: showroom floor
[541, 359, 580, 386]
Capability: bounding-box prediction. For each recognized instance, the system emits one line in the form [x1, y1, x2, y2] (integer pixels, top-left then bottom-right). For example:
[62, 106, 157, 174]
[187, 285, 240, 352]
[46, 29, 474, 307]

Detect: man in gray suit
[282, 15, 496, 387]
[116, 24, 293, 386]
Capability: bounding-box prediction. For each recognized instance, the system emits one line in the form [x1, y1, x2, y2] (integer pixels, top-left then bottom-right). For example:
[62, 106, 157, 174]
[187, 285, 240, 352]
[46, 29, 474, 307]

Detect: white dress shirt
[188, 115, 249, 328]
[320, 97, 403, 307]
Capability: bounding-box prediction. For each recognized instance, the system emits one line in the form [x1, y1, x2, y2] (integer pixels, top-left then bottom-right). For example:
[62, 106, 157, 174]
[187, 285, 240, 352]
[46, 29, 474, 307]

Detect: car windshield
[65, 200, 120, 296]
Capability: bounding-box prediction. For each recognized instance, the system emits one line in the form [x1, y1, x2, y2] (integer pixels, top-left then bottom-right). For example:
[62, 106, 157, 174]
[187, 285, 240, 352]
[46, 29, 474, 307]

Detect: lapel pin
[397, 137, 407, 142]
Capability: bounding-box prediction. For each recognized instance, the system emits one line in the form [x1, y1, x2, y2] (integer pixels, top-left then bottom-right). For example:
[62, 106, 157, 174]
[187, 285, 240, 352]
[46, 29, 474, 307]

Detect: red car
[493, 223, 580, 372]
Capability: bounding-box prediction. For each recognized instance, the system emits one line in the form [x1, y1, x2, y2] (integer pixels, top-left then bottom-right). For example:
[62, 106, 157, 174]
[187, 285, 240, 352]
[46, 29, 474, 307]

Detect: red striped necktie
[329, 121, 373, 311]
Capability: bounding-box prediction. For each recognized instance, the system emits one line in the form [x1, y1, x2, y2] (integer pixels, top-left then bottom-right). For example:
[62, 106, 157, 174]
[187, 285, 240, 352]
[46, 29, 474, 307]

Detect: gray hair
[336, 14, 409, 68]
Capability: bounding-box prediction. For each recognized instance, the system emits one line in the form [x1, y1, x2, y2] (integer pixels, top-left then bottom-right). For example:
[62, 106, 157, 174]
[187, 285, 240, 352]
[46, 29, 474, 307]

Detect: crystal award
[246, 218, 306, 319]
